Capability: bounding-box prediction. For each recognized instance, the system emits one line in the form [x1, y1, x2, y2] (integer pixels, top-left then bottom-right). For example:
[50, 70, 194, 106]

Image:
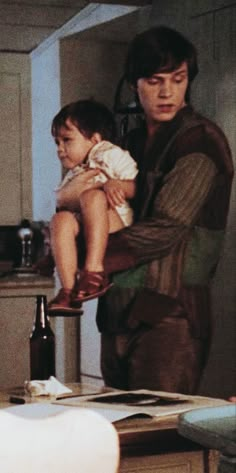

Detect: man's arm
[104, 153, 217, 273]
[56, 169, 101, 211]
[123, 153, 217, 260]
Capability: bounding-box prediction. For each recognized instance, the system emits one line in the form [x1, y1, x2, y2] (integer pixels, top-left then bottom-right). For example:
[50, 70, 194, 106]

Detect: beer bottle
[30, 294, 55, 379]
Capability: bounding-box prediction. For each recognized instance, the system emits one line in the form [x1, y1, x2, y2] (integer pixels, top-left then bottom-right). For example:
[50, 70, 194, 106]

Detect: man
[96, 26, 234, 394]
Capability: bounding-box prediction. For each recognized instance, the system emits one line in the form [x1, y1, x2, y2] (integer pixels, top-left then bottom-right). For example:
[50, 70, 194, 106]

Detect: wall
[31, 41, 61, 222]
[60, 36, 128, 107]
[59, 4, 152, 386]
[29, 1, 235, 395]
[151, 0, 236, 398]
[59, 35, 128, 384]
[30, 4, 141, 384]
[30, 2, 139, 221]
[31, 41, 68, 382]
[60, 2, 236, 395]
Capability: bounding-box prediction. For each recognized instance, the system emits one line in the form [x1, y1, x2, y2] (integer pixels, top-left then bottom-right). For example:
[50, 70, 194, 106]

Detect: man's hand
[56, 169, 101, 211]
[104, 232, 137, 274]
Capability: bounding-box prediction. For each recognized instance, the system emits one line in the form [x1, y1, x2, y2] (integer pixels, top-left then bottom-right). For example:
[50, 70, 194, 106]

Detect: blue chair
[178, 404, 236, 473]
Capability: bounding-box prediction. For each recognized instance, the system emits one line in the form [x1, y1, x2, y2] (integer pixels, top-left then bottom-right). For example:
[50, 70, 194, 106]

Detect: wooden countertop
[0, 273, 54, 289]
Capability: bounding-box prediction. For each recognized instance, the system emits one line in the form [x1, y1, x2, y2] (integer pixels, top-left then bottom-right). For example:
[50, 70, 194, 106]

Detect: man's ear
[91, 132, 102, 144]
[130, 83, 137, 91]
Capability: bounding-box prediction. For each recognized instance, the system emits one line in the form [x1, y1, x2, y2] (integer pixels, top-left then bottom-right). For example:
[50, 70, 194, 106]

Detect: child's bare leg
[79, 189, 124, 272]
[79, 189, 108, 272]
[50, 210, 80, 290]
[71, 189, 123, 304]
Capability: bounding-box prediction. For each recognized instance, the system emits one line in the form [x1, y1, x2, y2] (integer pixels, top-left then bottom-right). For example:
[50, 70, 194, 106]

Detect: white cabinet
[0, 54, 32, 225]
[0, 277, 54, 387]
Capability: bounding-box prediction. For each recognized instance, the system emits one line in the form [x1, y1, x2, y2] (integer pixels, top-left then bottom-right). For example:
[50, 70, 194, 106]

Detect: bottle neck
[35, 295, 48, 328]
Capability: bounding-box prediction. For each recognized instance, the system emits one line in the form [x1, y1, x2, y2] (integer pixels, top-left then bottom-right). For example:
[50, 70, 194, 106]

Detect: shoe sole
[48, 306, 83, 317]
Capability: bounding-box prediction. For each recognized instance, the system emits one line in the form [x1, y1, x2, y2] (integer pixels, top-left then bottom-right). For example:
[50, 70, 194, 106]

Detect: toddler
[48, 99, 138, 314]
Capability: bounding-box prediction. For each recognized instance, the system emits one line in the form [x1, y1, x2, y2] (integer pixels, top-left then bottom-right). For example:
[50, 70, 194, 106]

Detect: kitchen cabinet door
[0, 54, 32, 224]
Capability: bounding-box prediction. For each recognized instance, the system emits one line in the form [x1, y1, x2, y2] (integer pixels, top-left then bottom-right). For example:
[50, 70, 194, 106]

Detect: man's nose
[159, 80, 172, 97]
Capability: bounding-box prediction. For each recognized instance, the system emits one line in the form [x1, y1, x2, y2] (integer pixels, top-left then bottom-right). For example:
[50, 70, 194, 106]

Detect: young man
[96, 26, 234, 394]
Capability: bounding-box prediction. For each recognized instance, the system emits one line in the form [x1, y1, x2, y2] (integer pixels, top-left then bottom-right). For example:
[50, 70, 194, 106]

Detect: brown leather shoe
[48, 288, 83, 316]
[72, 270, 113, 307]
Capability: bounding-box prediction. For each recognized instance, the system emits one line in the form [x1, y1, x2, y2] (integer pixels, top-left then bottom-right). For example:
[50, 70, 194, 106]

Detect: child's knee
[50, 210, 76, 232]
[80, 189, 106, 209]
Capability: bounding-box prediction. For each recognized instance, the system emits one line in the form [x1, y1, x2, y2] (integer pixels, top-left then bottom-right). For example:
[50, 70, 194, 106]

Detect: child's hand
[103, 179, 126, 208]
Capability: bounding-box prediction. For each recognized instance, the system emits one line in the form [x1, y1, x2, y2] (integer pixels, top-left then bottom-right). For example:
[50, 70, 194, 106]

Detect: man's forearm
[121, 153, 217, 263]
[104, 153, 217, 272]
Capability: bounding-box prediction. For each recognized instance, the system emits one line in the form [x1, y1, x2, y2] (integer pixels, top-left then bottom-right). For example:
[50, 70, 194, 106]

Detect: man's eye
[174, 75, 186, 84]
[147, 78, 160, 85]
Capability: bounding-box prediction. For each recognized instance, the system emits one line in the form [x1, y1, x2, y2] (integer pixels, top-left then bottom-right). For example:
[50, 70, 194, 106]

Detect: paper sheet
[5, 403, 71, 419]
[5, 389, 230, 424]
[53, 389, 230, 422]
[5, 401, 144, 423]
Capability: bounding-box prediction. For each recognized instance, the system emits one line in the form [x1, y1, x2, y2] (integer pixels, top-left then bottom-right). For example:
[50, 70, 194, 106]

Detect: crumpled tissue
[24, 376, 72, 397]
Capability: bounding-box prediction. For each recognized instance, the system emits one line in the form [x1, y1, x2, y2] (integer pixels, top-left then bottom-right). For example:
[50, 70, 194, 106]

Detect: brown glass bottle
[30, 295, 55, 380]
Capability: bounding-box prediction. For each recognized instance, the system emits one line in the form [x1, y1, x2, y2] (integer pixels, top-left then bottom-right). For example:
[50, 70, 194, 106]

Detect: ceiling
[0, 0, 151, 54]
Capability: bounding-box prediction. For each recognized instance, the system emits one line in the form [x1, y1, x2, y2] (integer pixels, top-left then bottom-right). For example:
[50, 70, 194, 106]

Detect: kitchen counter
[0, 272, 54, 295]
[0, 273, 55, 387]
[0, 272, 54, 287]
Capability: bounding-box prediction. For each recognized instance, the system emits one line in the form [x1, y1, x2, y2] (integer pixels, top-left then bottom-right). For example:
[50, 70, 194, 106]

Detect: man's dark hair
[52, 99, 116, 141]
[125, 26, 198, 102]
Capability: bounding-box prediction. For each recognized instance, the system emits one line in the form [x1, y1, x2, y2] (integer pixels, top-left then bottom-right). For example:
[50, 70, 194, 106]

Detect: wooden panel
[120, 450, 205, 473]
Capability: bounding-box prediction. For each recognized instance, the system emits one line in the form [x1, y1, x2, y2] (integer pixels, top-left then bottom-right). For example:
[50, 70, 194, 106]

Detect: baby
[48, 99, 138, 314]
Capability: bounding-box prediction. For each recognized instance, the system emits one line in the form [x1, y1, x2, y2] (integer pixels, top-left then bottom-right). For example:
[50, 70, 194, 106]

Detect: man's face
[136, 62, 188, 129]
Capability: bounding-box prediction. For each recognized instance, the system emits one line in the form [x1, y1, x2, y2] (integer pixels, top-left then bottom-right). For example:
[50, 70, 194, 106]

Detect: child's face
[54, 118, 100, 169]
